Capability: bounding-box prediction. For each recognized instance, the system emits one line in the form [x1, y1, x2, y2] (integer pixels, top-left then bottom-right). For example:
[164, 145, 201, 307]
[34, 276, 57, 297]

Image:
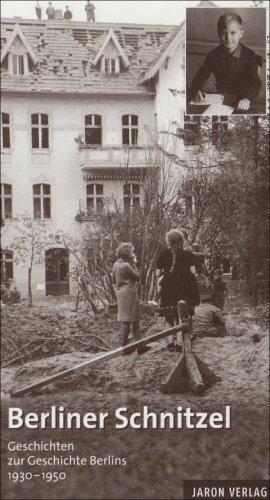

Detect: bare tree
[10, 214, 54, 306]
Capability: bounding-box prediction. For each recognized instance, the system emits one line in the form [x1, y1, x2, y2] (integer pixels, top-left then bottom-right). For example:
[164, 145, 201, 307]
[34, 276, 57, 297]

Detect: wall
[154, 34, 188, 187]
[1, 92, 154, 297]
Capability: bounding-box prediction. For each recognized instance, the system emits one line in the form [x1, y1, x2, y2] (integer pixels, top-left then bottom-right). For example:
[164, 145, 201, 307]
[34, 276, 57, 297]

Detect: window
[86, 184, 104, 211]
[85, 115, 102, 145]
[1, 184, 12, 219]
[184, 115, 200, 146]
[101, 56, 120, 75]
[33, 184, 51, 219]
[123, 183, 141, 210]
[1, 113, 10, 149]
[31, 113, 49, 149]
[1, 250, 14, 281]
[12, 54, 25, 75]
[212, 116, 229, 146]
[122, 115, 138, 146]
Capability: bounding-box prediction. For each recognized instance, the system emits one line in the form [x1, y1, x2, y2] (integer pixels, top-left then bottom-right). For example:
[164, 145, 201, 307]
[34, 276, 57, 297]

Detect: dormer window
[1, 24, 38, 77]
[102, 57, 120, 75]
[12, 54, 25, 75]
[93, 29, 130, 76]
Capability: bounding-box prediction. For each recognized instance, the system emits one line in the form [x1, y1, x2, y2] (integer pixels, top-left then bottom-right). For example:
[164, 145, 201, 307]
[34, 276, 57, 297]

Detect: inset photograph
[186, 7, 267, 115]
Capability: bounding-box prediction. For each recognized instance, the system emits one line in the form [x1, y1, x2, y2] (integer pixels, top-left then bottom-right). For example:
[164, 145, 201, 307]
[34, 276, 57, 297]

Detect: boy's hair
[116, 242, 133, 260]
[165, 229, 183, 249]
[217, 12, 243, 33]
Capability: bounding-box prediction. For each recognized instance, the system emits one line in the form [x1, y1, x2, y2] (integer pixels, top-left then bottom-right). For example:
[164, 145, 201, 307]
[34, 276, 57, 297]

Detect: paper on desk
[202, 103, 234, 115]
[189, 93, 224, 106]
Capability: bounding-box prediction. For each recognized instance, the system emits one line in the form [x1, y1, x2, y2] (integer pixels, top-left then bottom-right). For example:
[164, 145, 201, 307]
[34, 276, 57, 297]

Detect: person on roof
[85, 1, 95, 22]
[63, 5, 73, 20]
[46, 2, 56, 20]
[35, 1, 42, 20]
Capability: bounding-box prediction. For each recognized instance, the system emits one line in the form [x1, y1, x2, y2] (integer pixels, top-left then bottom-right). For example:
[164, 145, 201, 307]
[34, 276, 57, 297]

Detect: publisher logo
[183, 480, 269, 500]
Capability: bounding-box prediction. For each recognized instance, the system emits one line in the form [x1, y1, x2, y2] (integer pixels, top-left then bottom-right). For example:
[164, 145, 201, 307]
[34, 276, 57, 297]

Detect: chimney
[55, 9, 63, 19]
[196, 0, 217, 6]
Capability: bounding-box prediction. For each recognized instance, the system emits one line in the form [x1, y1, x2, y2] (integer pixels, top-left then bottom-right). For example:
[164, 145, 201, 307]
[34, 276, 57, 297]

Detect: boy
[193, 295, 226, 338]
[191, 12, 262, 112]
[212, 269, 227, 311]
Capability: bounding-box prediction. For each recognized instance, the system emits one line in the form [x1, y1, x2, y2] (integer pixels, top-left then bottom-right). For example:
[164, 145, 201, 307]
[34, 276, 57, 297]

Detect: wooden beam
[182, 331, 192, 354]
[160, 354, 187, 394]
[10, 323, 184, 398]
[185, 353, 205, 395]
[194, 355, 220, 387]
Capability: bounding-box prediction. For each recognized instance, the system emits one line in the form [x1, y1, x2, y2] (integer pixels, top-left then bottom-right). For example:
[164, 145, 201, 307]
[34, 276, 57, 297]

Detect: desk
[187, 93, 266, 116]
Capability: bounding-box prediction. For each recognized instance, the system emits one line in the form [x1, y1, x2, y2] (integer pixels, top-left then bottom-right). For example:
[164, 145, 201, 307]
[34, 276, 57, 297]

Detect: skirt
[116, 284, 140, 322]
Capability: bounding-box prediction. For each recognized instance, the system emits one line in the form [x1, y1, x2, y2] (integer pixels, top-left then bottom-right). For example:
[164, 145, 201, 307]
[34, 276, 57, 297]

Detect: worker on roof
[46, 1, 55, 20]
[85, 1, 95, 22]
[63, 6, 73, 20]
[35, 1, 42, 20]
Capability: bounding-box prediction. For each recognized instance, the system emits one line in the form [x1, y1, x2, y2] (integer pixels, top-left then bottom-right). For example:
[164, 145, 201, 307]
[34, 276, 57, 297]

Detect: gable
[9, 35, 26, 54]
[1, 24, 37, 64]
[93, 29, 130, 68]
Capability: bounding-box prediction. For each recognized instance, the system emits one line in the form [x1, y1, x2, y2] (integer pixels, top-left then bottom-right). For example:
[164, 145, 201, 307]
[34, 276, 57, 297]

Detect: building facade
[1, 17, 186, 297]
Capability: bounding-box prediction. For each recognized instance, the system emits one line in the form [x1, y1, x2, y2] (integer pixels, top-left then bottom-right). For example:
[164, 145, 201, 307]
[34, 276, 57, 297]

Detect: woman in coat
[113, 242, 149, 355]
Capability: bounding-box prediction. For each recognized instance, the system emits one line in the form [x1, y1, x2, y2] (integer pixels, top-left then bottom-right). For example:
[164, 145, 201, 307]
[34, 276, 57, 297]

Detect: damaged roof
[0, 18, 178, 95]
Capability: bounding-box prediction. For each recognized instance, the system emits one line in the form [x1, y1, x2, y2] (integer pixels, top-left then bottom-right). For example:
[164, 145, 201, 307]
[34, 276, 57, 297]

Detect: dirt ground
[1, 298, 269, 500]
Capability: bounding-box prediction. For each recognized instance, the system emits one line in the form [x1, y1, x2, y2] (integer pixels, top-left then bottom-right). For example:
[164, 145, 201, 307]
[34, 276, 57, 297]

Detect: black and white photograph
[186, 6, 267, 115]
[0, 1, 269, 499]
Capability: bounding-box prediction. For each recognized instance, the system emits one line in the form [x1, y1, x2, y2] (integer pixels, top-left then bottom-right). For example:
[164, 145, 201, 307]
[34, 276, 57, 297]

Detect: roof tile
[1, 18, 178, 94]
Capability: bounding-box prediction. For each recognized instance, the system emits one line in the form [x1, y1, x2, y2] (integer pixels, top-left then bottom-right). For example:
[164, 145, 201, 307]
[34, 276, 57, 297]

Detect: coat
[112, 259, 140, 322]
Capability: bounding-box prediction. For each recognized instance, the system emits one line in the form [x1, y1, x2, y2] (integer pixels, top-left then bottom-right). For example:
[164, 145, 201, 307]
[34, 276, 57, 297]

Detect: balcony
[78, 144, 159, 180]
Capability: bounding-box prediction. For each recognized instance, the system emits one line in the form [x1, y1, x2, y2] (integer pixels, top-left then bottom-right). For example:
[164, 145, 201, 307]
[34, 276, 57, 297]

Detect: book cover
[1, 1, 269, 499]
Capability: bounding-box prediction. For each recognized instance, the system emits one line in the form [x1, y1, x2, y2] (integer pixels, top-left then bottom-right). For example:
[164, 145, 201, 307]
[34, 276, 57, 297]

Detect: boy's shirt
[191, 43, 261, 103]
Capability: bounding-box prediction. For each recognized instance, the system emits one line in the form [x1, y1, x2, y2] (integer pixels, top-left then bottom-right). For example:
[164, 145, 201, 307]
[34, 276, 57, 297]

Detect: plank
[11, 323, 183, 398]
[182, 331, 192, 354]
[161, 354, 186, 385]
[185, 353, 205, 395]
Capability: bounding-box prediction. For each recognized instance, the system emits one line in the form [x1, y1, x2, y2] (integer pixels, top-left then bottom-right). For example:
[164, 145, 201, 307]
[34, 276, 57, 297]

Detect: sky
[1, 0, 256, 25]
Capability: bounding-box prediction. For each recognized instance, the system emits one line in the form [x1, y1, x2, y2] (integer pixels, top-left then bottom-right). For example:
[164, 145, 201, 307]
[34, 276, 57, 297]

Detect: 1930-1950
[8, 471, 66, 483]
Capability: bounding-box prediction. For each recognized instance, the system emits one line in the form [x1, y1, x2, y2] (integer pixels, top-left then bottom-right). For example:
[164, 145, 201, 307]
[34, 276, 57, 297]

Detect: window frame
[8, 52, 28, 76]
[84, 114, 102, 146]
[12, 54, 25, 75]
[184, 115, 201, 146]
[101, 56, 120, 75]
[86, 183, 104, 212]
[122, 114, 139, 146]
[1, 249, 14, 282]
[1, 183, 13, 220]
[31, 113, 49, 150]
[33, 183, 51, 219]
[212, 116, 229, 146]
[1, 112, 11, 149]
[123, 183, 141, 210]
